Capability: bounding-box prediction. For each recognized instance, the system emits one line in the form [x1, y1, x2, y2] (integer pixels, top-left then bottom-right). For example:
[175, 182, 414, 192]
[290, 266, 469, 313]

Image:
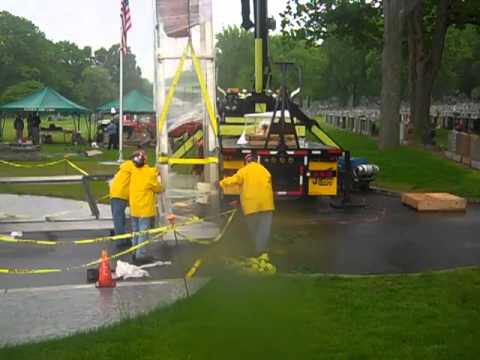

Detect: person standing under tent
[129, 150, 164, 264]
[27, 113, 33, 141]
[14, 114, 24, 143]
[31, 113, 41, 145]
[219, 153, 275, 255]
[106, 120, 118, 150]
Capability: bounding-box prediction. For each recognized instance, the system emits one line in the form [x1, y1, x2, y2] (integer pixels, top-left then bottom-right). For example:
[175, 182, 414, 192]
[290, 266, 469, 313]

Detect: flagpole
[118, 30, 124, 162]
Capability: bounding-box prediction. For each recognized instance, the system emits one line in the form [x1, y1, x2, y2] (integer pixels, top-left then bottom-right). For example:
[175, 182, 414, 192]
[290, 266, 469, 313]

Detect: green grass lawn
[2, 270, 480, 359]
[320, 121, 480, 198]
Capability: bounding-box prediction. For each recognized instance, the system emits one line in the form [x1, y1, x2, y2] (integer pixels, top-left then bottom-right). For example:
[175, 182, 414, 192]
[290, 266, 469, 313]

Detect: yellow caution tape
[72, 224, 172, 245]
[0, 159, 65, 168]
[0, 210, 236, 275]
[157, 157, 219, 165]
[0, 211, 233, 246]
[0, 268, 62, 274]
[0, 237, 58, 246]
[65, 159, 89, 176]
[190, 43, 218, 137]
[0, 240, 154, 275]
[97, 193, 110, 202]
[175, 209, 237, 245]
[0, 158, 90, 176]
[186, 259, 203, 279]
[158, 44, 190, 136]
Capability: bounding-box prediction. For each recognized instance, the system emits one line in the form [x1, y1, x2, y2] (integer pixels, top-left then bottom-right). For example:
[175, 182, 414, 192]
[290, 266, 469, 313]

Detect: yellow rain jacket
[220, 162, 274, 215]
[110, 160, 135, 200]
[129, 165, 164, 218]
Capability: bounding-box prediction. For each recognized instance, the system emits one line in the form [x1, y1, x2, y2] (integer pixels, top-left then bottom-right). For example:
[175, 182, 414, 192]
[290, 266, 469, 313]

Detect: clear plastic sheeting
[156, 0, 212, 39]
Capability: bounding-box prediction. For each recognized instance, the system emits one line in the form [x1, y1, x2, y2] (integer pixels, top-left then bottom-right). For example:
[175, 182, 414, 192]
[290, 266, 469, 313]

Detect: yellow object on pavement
[129, 165, 164, 218]
[110, 160, 135, 200]
[225, 253, 277, 275]
[220, 162, 274, 216]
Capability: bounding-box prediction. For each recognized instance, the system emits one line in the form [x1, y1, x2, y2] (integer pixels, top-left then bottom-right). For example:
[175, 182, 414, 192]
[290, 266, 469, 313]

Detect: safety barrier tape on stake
[157, 156, 219, 165]
[185, 259, 203, 279]
[0, 210, 236, 275]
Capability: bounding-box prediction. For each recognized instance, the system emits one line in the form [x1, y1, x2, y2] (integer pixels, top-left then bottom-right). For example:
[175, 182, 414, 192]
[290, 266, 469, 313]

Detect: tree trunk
[407, 13, 417, 137]
[408, 0, 452, 145]
[379, 0, 404, 149]
[414, 69, 434, 144]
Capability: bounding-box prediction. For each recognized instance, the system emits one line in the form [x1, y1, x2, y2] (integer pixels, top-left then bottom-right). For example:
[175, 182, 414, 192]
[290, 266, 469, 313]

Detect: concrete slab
[0, 219, 114, 233]
[0, 278, 208, 346]
[0, 194, 112, 223]
[0, 175, 83, 184]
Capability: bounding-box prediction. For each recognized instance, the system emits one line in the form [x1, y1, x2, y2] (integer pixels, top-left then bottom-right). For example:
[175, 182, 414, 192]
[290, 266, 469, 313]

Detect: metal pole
[154, 0, 170, 223]
[201, 3, 219, 213]
[118, 41, 124, 162]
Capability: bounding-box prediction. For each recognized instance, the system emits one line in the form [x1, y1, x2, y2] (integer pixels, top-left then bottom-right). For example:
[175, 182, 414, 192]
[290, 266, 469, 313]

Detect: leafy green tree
[0, 12, 53, 92]
[76, 66, 115, 110]
[0, 80, 43, 104]
[216, 26, 255, 90]
[94, 45, 145, 95]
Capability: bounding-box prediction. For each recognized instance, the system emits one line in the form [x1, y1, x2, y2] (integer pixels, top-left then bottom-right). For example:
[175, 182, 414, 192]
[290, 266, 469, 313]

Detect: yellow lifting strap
[157, 156, 218, 165]
[190, 43, 218, 137]
[157, 41, 218, 137]
[157, 44, 189, 136]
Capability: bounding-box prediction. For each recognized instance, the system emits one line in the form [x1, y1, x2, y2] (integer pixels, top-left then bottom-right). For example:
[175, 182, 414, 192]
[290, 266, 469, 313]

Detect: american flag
[121, 0, 132, 55]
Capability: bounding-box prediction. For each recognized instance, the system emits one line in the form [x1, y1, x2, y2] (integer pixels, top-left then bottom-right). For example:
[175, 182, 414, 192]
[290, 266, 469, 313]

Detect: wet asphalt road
[1, 192, 480, 291]
[267, 193, 480, 274]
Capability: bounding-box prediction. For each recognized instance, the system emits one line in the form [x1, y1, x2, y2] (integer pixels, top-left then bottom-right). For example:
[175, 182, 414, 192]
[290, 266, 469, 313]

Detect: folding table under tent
[0, 87, 92, 142]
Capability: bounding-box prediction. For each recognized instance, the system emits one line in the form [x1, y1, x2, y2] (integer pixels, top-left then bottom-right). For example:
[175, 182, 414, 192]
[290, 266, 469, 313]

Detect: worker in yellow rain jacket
[220, 153, 274, 255]
[110, 154, 137, 247]
[129, 151, 164, 264]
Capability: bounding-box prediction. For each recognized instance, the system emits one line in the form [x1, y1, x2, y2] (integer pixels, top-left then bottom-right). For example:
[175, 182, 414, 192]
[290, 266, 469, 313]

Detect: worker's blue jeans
[111, 198, 128, 240]
[245, 211, 273, 255]
[131, 217, 152, 259]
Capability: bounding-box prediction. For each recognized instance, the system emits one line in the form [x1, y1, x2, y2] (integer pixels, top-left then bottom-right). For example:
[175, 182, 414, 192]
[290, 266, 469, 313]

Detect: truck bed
[221, 137, 335, 150]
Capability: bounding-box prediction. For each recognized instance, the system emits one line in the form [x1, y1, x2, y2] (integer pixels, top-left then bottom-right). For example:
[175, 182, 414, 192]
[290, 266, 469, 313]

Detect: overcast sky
[0, 0, 287, 81]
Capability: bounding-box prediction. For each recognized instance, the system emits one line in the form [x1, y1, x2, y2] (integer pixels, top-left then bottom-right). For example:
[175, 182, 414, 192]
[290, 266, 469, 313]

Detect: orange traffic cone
[96, 249, 116, 288]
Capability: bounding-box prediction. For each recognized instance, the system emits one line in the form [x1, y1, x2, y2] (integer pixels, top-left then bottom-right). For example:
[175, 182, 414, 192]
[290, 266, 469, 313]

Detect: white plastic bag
[237, 129, 248, 145]
[115, 260, 150, 279]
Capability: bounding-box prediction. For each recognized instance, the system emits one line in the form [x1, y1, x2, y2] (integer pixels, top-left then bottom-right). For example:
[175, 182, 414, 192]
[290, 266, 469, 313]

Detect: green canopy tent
[0, 87, 92, 142]
[96, 90, 154, 114]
